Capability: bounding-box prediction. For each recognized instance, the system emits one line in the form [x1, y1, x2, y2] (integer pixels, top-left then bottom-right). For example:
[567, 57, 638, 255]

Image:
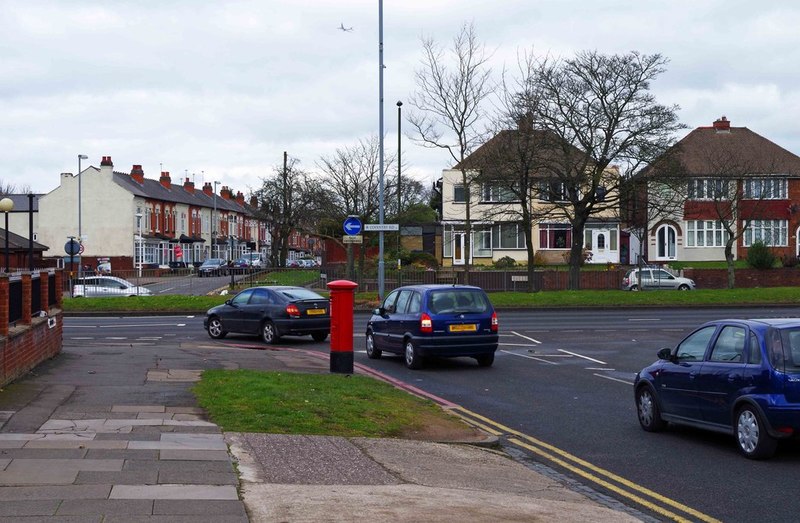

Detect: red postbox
[327, 279, 358, 374]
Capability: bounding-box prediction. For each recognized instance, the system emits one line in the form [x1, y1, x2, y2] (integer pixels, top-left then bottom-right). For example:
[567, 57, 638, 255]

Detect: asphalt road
[64, 306, 800, 523]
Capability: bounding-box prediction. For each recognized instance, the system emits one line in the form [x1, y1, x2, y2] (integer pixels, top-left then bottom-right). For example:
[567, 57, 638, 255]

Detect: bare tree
[317, 135, 396, 279]
[253, 153, 321, 268]
[408, 22, 494, 283]
[520, 51, 684, 289]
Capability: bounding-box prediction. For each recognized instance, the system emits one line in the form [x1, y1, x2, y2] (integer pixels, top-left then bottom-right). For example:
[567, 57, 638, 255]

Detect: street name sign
[364, 223, 399, 232]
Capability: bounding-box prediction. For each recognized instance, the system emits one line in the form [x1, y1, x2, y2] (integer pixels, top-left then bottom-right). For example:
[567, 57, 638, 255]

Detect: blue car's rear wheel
[404, 339, 423, 370]
[736, 405, 777, 459]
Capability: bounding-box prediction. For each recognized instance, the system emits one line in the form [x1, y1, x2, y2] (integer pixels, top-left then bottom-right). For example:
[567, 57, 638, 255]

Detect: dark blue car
[365, 284, 498, 370]
[634, 318, 800, 459]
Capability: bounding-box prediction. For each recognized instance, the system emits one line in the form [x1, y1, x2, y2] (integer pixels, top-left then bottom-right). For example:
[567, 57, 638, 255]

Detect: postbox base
[330, 351, 354, 374]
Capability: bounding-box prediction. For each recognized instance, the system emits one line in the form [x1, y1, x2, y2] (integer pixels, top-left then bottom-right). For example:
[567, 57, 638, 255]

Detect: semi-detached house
[642, 117, 800, 263]
[37, 156, 270, 270]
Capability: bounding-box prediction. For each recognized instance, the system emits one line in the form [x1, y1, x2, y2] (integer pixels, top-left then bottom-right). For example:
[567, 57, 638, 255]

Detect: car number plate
[449, 324, 477, 333]
[306, 308, 326, 315]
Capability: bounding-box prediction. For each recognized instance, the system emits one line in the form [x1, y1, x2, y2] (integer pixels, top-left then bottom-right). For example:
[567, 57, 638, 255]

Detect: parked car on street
[204, 286, 330, 343]
[233, 253, 266, 268]
[634, 318, 800, 459]
[73, 276, 152, 298]
[622, 267, 695, 291]
[197, 258, 228, 277]
[365, 284, 499, 369]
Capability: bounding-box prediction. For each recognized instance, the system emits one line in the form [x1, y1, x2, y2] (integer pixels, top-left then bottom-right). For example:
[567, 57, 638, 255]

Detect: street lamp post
[0, 197, 13, 272]
[212, 180, 219, 259]
[396, 100, 402, 270]
[77, 154, 88, 281]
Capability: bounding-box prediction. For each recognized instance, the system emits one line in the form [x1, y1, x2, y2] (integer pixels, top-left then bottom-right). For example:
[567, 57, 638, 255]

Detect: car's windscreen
[777, 328, 800, 370]
[202, 259, 224, 266]
[277, 288, 325, 301]
[428, 290, 489, 314]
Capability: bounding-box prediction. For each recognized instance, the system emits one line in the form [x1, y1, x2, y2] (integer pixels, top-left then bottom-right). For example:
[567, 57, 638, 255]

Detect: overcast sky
[3, 0, 800, 196]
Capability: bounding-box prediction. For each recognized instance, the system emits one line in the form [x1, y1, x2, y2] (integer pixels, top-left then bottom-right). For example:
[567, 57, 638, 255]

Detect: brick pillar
[21, 273, 31, 325]
[54, 270, 63, 308]
[40, 271, 49, 314]
[0, 276, 8, 337]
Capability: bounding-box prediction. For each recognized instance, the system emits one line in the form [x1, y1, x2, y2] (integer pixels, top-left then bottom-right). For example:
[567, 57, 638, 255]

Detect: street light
[135, 212, 143, 278]
[77, 154, 88, 280]
[0, 197, 13, 272]
[212, 180, 220, 259]
[396, 100, 402, 269]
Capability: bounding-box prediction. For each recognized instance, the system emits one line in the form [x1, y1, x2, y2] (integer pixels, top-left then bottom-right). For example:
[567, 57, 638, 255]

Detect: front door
[453, 233, 466, 265]
[591, 230, 610, 263]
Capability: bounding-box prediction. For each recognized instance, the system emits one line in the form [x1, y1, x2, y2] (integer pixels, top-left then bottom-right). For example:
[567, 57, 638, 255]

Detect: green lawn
[193, 369, 466, 436]
[61, 286, 800, 313]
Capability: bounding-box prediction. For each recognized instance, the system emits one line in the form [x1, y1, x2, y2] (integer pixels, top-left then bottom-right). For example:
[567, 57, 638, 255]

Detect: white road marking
[70, 337, 95, 340]
[511, 331, 542, 344]
[628, 318, 661, 322]
[138, 337, 162, 340]
[499, 342, 541, 347]
[95, 323, 187, 328]
[585, 367, 615, 371]
[501, 350, 558, 365]
[105, 337, 127, 340]
[593, 373, 634, 385]
[558, 349, 606, 365]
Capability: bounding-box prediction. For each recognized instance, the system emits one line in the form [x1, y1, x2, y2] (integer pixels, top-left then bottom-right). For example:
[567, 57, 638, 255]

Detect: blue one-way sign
[343, 216, 362, 236]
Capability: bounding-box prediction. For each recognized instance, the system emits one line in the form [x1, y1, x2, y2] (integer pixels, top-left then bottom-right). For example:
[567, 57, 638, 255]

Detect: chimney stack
[130, 164, 145, 184]
[220, 186, 232, 200]
[159, 171, 171, 189]
[235, 191, 245, 205]
[713, 116, 731, 132]
[100, 156, 113, 167]
[183, 177, 195, 193]
[250, 195, 258, 207]
[202, 182, 213, 196]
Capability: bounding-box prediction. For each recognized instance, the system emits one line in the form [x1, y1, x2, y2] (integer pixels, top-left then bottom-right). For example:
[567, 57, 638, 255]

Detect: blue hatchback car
[365, 284, 499, 369]
[634, 318, 800, 459]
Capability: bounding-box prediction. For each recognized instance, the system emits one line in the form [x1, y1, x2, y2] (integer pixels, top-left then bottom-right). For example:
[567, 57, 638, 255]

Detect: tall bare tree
[408, 22, 494, 283]
[253, 153, 321, 268]
[317, 135, 396, 279]
[519, 51, 684, 289]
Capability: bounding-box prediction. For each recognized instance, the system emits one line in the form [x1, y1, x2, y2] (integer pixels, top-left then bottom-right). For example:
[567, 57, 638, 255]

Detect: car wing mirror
[225, 299, 234, 306]
[374, 307, 386, 316]
[657, 347, 673, 361]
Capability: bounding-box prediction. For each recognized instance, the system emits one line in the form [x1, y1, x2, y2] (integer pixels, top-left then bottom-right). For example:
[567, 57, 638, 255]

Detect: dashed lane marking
[557, 349, 606, 365]
[593, 373, 634, 385]
[500, 350, 558, 365]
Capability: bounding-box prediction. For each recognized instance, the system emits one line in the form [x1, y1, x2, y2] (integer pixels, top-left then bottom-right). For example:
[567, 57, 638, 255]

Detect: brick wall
[684, 267, 800, 289]
[0, 272, 63, 388]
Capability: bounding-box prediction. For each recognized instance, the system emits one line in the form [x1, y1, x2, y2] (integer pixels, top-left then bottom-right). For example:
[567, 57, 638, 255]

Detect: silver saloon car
[621, 268, 696, 291]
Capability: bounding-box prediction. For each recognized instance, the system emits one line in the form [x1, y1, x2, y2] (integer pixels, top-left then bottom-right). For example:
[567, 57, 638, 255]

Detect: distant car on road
[204, 286, 330, 344]
[622, 267, 695, 291]
[365, 284, 498, 369]
[197, 258, 228, 277]
[73, 276, 152, 298]
[233, 253, 266, 268]
[634, 318, 800, 459]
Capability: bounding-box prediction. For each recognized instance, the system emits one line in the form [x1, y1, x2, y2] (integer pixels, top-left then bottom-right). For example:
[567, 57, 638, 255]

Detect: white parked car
[73, 276, 152, 297]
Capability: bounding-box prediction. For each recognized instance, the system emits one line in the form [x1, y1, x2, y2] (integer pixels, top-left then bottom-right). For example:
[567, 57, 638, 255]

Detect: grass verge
[193, 369, 466, 437]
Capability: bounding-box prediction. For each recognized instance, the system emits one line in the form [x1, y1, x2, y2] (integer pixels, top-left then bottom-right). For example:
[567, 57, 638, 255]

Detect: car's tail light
[491, 311, 498, 332]
[286, 304, 300, 318]
[420, 313, 433, 334]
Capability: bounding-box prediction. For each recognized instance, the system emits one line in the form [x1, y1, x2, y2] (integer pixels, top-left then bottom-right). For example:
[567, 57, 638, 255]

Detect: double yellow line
[452, 406, 720, 523]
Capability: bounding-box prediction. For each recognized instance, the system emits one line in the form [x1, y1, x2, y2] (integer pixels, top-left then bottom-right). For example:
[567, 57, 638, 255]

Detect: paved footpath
[0, 338, 643, 522]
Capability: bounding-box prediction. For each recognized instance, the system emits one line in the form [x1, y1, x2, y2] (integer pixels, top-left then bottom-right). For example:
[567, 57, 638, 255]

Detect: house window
[481, 182, 517, 202]
[453, 184, 466, 203]
[491, 223, 525, 249]
[688, 179, 730, 200]
[180, 212, 186, 234]
[744, 219, 788, 247]
[443, 229, 453, 257]
[539, 223, 571, 249]
[686, 220, 730, 247]
[473, 227, 492, 257]
[743, 178, 787, 200]
[539, 181, 568, 202]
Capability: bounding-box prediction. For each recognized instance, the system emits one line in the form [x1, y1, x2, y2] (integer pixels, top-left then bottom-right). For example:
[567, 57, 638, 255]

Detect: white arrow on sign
[364, 223, 399, 231]
[344, 221, 361, 233]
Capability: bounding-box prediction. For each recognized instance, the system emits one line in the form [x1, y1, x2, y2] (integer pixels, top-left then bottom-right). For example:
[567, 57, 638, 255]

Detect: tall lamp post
[212, 180, 220, 259]
[0, 197, 13, 272]
[396, 100, 402, 269]
[77, 154, 88, 280]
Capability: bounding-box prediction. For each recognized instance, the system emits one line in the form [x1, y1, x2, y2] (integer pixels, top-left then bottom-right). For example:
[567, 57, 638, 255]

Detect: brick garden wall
[683, 268, 800, 289]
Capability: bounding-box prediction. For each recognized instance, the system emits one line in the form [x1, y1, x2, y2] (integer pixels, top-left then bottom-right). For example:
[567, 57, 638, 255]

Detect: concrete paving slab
[109, 484, 238, 500]
[94, 433, 160, 442]
[103, 516, 246, 523]
[5, 458, 124, 474]
[165, 407, 204, 415]
[56, 499, 154, 516]
[75, 470, 159, 485]
[242, 483, 641, 523]
[0, 484, 112, 501]
[0, 440, 25, 449]
[0, 499, 61, 517]
[111, 406, 165, 413]
[135, 413, 174, 420]
[152, 499, 247, 516]
[0, 449, 87, 460]
[24, 439, 126, 450]
[0, 458, 9, 470]
[158, 450, 230, 461]
[0, 434, 44, 441]
[0, 468, 78, 485]
[84, 449, 159, 460]
[123, 460, 234, 474]
[157, 470, 238, 485]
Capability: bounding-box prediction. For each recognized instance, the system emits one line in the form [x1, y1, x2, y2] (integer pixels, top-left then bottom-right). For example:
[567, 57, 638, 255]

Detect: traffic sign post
[343, 216, 362, 236]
